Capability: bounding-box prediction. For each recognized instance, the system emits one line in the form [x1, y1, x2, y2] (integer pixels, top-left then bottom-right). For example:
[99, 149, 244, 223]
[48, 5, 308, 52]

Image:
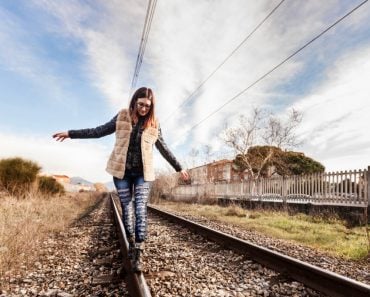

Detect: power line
[131, 0, 158, 93]
[176, 0, 368, 142]
[163, 0, 286, 123]
[130, 0, 158, 95]
[131, 0, 155, 92]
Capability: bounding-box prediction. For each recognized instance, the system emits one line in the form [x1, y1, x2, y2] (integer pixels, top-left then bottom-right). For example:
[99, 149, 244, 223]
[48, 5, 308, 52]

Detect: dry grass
[225, 204, 247, 217]
[0, 192, 101, 278]
[159, 201, 369, 260]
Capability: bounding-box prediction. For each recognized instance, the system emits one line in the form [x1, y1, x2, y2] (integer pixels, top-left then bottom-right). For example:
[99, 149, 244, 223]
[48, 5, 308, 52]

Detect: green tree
[281, 151, 325, 176]
[0, 157, 41, 196]
[233, 146, 324, 177]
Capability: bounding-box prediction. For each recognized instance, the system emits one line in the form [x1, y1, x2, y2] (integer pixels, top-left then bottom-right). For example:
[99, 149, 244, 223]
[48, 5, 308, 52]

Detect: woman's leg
[113, 176, 134, 240]
[132, 176, 151, 272]
[133, 176, 151, 243]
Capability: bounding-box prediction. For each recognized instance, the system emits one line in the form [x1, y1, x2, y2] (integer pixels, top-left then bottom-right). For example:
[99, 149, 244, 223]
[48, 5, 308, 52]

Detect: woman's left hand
[180, 170, 190, 181]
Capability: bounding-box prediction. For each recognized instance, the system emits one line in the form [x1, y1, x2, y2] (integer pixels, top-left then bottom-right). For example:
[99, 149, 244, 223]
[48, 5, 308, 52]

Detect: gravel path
[153, 205, 370, 286]
[0, 196, 129, 297]
[143, 213, 325, 297]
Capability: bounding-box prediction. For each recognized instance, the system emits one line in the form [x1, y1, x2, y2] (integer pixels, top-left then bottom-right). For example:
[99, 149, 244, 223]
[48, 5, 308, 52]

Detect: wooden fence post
[282, 177, 287, 210]
[367, 166, 370, 206]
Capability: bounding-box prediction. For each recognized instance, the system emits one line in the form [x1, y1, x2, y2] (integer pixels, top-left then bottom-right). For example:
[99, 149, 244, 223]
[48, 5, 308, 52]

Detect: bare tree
[263, 108, 302, 148]
[188, 147, 200, 168]
[221, 108, 302, 182]
[151, 169, 178, 203]
[201, 144, 213, 163]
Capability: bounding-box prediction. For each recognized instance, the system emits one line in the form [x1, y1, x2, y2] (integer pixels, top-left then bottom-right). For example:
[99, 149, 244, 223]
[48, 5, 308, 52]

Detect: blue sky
[1, 0, 370, 182]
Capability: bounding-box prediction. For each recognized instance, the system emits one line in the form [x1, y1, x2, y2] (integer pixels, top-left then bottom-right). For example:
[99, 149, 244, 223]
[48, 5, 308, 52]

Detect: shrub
[94, 183, 108, 192]
[38, 176, 65, 196]
[151, 171, 177, 203]
[0, 157, 41, 196]
[225, 204, 246, 217]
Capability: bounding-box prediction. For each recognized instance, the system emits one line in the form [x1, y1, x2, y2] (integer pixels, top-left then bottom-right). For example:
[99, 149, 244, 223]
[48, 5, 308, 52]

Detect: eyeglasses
[137, 102, 151, 109]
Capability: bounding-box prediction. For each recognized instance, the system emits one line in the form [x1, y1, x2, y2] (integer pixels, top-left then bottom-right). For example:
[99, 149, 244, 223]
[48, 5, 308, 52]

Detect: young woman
[53, 87, 189, 272]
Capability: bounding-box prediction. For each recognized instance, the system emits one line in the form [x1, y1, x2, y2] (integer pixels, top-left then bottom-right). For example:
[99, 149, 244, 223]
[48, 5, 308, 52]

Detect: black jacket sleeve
[155, 126, 183, 172]
[68, 114, 118, 139]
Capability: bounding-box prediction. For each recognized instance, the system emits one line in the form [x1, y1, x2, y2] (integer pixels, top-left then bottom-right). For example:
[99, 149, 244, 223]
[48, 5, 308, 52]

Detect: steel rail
[110, 194, 152, 297]
[148, 205, 370, 297]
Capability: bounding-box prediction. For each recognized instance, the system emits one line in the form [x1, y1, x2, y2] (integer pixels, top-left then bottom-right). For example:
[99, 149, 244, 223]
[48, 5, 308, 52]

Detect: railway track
[3, 193, 368, 296]
[108, 193, 370, 296]
[144, 205, 370, 297]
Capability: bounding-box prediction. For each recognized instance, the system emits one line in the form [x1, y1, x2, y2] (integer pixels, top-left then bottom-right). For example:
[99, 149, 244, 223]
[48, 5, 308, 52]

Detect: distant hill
[70, 176, 115, 192]
[70, 176, 94, 185]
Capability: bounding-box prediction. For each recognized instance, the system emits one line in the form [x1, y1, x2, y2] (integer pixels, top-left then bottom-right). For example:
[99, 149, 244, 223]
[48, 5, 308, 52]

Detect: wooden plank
[344, 171, 348, 205]
[359, 170, 364, 204]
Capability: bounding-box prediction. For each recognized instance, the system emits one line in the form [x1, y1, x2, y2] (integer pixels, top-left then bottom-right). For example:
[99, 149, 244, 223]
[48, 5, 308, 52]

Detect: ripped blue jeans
[113, 173, 151, 243]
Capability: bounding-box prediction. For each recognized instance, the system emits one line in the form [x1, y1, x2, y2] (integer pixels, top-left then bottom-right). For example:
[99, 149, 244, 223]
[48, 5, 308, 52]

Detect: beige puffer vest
[105, 109, 159, 181]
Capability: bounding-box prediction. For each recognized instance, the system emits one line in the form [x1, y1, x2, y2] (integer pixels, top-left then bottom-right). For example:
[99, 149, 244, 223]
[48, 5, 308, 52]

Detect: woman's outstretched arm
[155, 126, 189, 181]
[53, 114, 118, 141]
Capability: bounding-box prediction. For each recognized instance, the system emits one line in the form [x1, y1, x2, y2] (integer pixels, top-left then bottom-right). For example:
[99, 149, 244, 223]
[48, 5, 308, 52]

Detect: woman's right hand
[53, 131, 70, 142]
[180, 170, 190, 181]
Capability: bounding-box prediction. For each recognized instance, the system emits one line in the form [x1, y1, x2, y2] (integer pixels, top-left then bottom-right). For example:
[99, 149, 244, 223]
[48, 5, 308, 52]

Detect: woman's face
[136, 97, 152, 117]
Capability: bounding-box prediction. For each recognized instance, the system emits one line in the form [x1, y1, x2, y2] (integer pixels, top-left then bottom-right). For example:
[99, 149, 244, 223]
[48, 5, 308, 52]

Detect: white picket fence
[171, 168, 369, 206]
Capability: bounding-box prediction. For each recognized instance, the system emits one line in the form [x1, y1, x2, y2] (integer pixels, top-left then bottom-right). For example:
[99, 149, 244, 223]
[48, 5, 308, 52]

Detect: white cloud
[2, 0, 369, 177]
[0, 8, 65, 98]
[293, 44, 370, 171]
[33, 0, 147, 109]
[143, 0, 350, 147]
[0, 132, 112, 182]
[142, 0, 370, 174]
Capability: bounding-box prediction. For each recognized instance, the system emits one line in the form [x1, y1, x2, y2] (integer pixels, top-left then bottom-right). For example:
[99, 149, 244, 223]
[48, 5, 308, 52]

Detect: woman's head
[129, 87, 156, 128]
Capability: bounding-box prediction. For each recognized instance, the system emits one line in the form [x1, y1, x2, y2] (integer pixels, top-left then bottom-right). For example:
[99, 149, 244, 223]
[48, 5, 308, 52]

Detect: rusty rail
[110, 194, 152, 297]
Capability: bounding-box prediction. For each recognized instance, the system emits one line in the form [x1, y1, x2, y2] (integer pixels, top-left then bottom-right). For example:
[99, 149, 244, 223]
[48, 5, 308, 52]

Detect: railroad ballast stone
[154, 205, 369, 286]
[2, 196, 360, 296]
[0, 196, 129, 297]
[143, 214, 326, 296]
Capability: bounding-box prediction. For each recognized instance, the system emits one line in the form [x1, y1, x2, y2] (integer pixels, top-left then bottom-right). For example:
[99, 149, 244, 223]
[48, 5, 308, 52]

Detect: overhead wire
[163, 0, 286, 123]
[130, 0, 158, 95]
[175, 0, 368, 142]
[131, 0, 154, 92]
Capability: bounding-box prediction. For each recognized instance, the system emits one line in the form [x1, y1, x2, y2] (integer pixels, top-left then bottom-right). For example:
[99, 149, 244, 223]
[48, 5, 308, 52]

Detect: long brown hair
[129, 87, 157, 129]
